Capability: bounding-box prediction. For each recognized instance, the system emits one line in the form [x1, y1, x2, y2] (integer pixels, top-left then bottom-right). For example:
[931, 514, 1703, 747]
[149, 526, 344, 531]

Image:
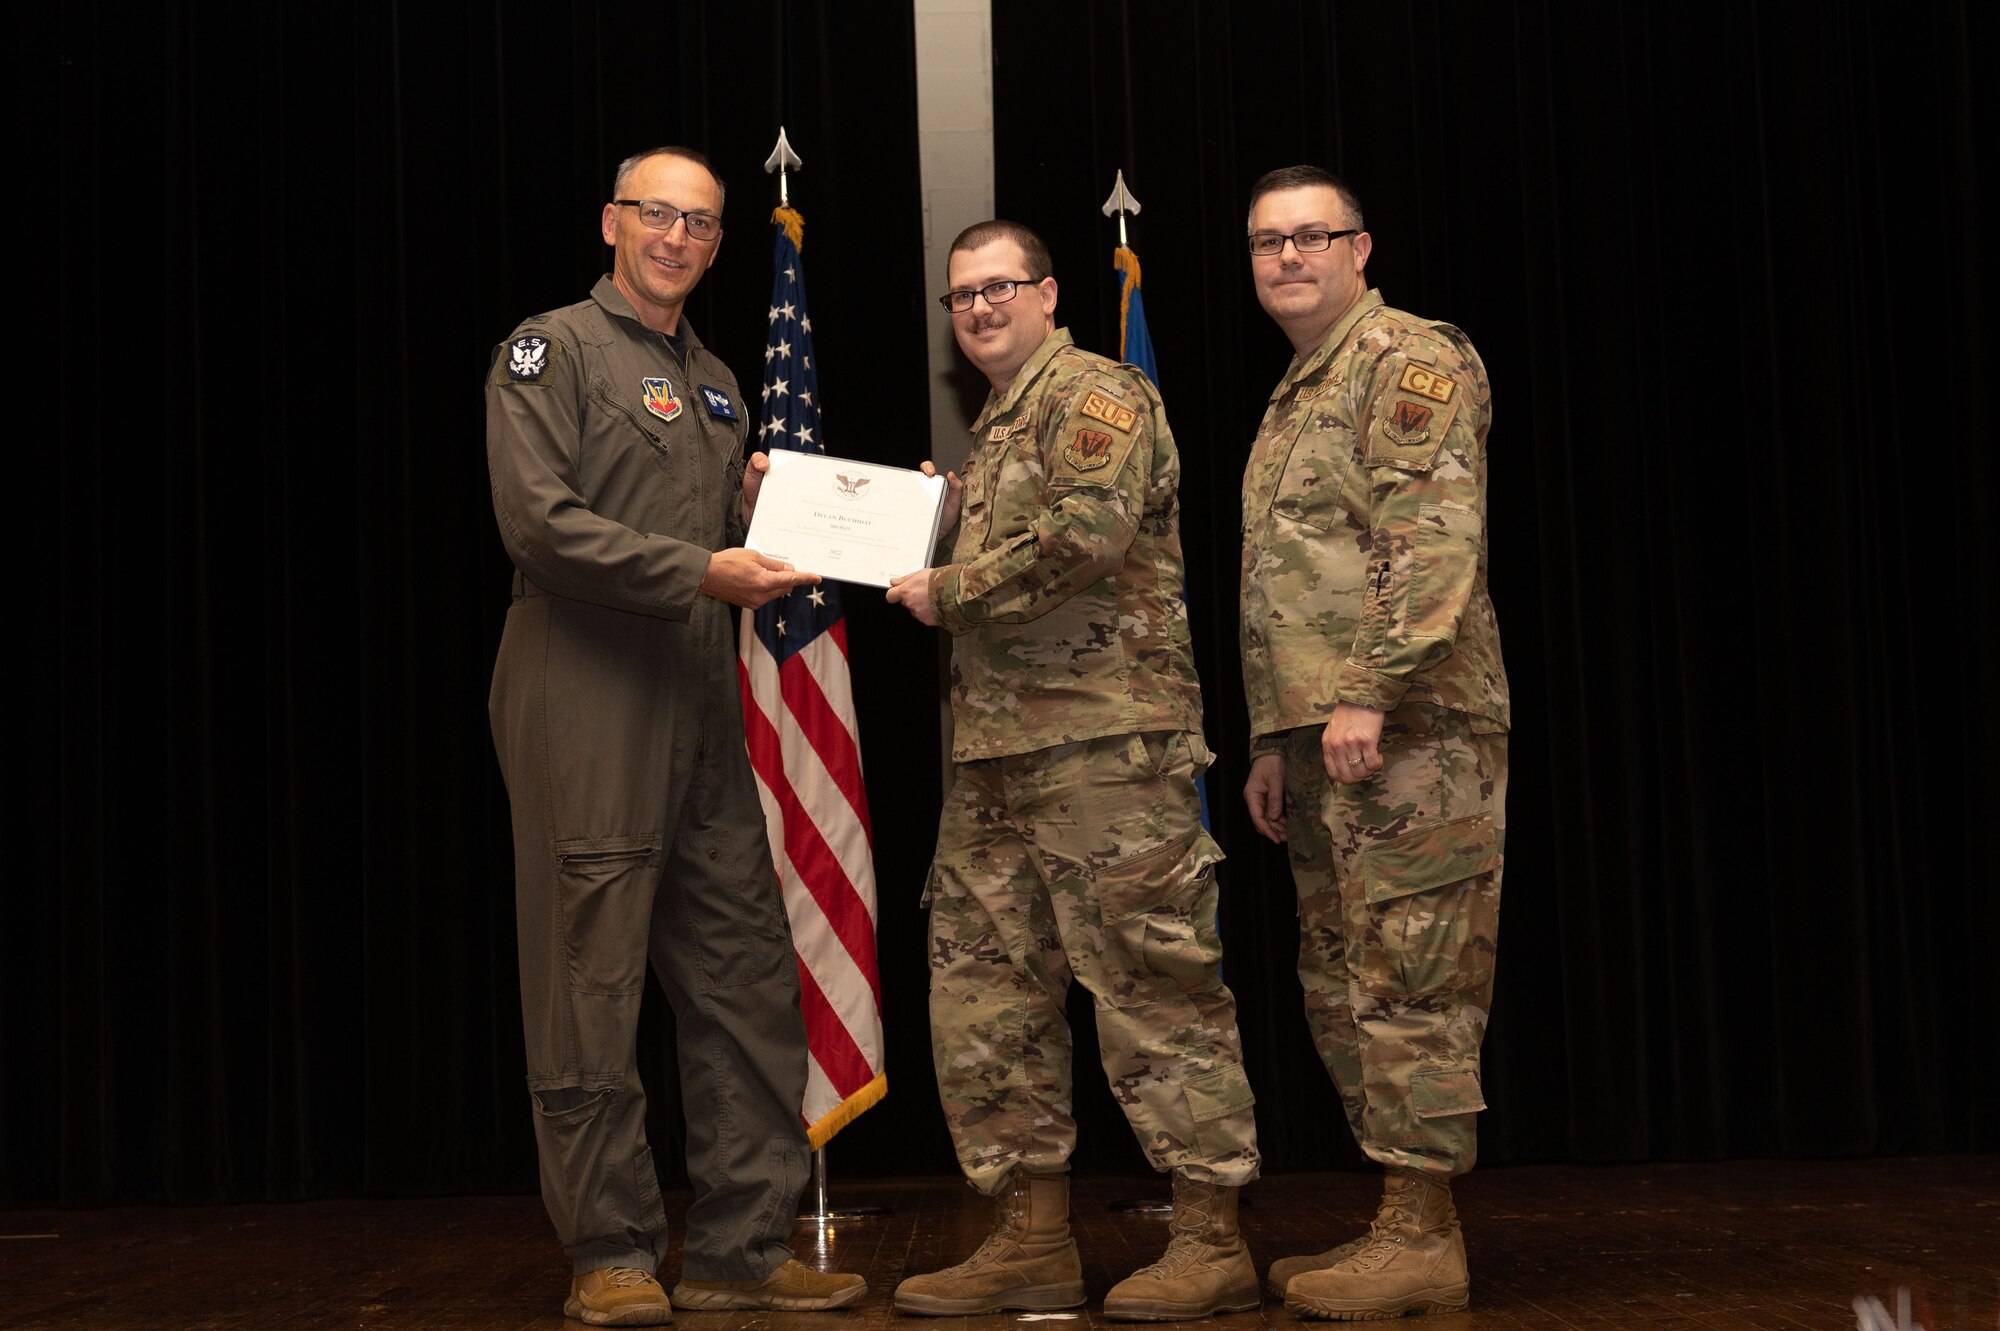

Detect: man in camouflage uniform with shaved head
[886, 220, 1262, 1321]
[1238, 167, 1510, 1322]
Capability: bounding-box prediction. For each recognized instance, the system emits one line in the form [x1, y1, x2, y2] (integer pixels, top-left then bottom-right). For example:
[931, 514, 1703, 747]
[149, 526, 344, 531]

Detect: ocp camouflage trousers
[1282, 701, 1506, 1179]
[925, 730, 1261, 1195]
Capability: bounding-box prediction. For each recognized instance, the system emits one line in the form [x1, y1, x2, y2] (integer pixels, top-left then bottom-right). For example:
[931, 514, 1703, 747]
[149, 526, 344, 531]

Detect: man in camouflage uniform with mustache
[887, 220, 1261, 1321]
[1238, 167, 1510, 1321]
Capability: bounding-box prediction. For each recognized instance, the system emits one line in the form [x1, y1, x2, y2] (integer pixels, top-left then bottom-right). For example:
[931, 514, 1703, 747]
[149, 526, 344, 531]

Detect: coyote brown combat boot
[565, 1267, 674, 1325]
[1286, 1172, 1469, 1320]
[1265, 1233, 1373, 1299]
[1102, 1173, 1262, 1321]
[893, 1172, 1086, 1315]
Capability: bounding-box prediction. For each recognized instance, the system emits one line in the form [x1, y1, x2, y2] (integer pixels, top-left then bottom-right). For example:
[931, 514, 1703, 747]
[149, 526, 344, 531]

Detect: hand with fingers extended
[701, 547, 818, 608]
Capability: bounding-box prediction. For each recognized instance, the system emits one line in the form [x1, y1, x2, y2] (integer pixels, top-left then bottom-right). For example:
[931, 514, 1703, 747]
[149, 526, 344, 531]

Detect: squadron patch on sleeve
[641, 377, 684, 422]
[1063, 428, 1115, 471]
[1078, 391, 1138, 434]
[1383, 400, 1433, 446]
[1398, 363, 1458, 404]
[507, 335, 553, 382]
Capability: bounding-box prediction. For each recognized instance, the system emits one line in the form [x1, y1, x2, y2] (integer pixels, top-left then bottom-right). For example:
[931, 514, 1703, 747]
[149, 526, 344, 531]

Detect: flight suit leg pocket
[554, 834, 661, 996]
[1354, 813, 1500, 998]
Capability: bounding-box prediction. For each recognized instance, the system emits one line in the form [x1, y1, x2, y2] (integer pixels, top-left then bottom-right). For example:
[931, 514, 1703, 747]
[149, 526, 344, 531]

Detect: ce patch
[1398, 363, 1458, 404]
[507, 335, 553, 382]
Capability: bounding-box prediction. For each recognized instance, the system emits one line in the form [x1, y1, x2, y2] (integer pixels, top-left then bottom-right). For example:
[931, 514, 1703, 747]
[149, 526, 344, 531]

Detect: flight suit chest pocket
[1271, 407, 1360, 533]
[584, 379, 700, 526]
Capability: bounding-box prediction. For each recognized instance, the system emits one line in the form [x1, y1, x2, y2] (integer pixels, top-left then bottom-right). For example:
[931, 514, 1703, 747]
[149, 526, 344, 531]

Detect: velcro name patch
[699, 385, 737, 420]
[1079, 391, 1138, 433]
[1398, 363, 1457, 404]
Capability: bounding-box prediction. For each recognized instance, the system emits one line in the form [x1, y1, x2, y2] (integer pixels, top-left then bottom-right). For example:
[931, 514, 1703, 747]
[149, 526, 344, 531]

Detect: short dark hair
[612, 146, 727, 211]
[948, 219, 1053, 283]
[1246, 165, 1363, 233]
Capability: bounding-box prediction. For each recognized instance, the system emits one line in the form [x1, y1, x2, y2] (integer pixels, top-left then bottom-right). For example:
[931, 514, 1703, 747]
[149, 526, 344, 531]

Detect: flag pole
[1101, 167, 1177, 1218]
[760, 124, 888, 1227]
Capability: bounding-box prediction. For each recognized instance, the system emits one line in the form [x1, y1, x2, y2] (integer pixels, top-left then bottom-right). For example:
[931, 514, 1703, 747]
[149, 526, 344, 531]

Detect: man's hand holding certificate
[744, 450, 949, 588]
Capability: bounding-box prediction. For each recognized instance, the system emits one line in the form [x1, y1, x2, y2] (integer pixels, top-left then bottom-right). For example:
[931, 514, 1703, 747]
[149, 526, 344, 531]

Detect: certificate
[744, 450, 948, 589]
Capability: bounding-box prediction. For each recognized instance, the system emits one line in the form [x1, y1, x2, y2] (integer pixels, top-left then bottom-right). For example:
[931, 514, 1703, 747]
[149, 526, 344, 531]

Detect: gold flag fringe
[773, 206, 806, 252]
[804, 1070, 886, 1152]
[1113, 245, 1142, 361]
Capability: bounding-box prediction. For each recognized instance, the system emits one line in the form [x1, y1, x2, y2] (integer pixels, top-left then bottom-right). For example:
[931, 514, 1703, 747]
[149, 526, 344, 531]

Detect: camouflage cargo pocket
[1409, 1068, 1487, 1120]
[1183, 1064, 1257, 1154]
[1091, 829, 1226, 993]
[1354, 812, 1500, 998]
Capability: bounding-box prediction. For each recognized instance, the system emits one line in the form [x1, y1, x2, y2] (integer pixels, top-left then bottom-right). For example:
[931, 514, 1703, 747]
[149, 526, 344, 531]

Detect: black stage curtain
[990, 0, 1999, 1172]
[14, 0, 1996, 1206]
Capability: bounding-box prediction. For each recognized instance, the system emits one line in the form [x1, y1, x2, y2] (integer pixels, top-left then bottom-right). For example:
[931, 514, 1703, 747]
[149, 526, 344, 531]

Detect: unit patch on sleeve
[507, 336, 553, 382]
[1397, 363, 1457, 404]
[642, 377, 684, 423]
[1384, 400, 1433, 445]
[1078, 391, 1138, 434]
[699, 385, 738, 420]
[1063, 428, 1115, 472]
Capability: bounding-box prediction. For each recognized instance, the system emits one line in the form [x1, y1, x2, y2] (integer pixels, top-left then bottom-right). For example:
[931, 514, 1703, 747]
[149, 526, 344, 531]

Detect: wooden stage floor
[3, 1159, 1994, 1330]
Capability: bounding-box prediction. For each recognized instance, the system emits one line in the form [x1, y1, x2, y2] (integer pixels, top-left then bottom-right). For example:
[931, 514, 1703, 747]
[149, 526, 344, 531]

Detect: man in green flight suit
[486, 145, 864, 1326]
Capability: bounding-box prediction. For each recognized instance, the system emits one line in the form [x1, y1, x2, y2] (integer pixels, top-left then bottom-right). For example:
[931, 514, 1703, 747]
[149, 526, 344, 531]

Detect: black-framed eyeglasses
[938, 278, 1037, 313]
[1247, 228, 1359, 257]
[612, 199, 723, 242]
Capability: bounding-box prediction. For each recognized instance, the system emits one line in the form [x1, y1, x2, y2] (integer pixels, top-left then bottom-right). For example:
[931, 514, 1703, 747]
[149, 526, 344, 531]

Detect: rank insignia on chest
[699, 385, 737, 420]
[1064, 428, 1114, 471]
[1398, 363, 1457, 404]
[642, 377, 684, 423]
[507, 336, 551, 381]
[1078, 391, 1138, 434]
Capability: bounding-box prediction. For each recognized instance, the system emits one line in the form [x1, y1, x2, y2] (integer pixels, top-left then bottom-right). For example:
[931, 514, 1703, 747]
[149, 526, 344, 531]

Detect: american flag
[736, 206, 886, 1148]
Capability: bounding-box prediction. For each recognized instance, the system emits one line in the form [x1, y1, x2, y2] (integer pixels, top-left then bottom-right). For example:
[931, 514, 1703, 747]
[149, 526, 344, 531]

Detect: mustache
[968, 312, 1009, 333]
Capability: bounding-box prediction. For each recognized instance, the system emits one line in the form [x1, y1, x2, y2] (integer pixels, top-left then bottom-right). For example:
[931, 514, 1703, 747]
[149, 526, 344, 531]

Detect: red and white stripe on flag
[735, 204, 885, 1149]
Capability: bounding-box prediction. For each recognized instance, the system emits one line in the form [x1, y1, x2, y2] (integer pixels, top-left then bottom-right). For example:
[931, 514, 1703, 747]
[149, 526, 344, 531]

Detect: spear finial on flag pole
[1101, 167, 1142, 250]
[764, 125, 804, 208]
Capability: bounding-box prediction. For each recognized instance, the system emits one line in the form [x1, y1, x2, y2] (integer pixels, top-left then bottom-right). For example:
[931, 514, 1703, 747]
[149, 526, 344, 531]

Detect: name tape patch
[700, 385, 737, 420]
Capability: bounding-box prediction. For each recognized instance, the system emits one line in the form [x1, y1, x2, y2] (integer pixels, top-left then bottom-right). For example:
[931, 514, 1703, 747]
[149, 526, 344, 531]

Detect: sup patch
[1078, 391, 1137, 433]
